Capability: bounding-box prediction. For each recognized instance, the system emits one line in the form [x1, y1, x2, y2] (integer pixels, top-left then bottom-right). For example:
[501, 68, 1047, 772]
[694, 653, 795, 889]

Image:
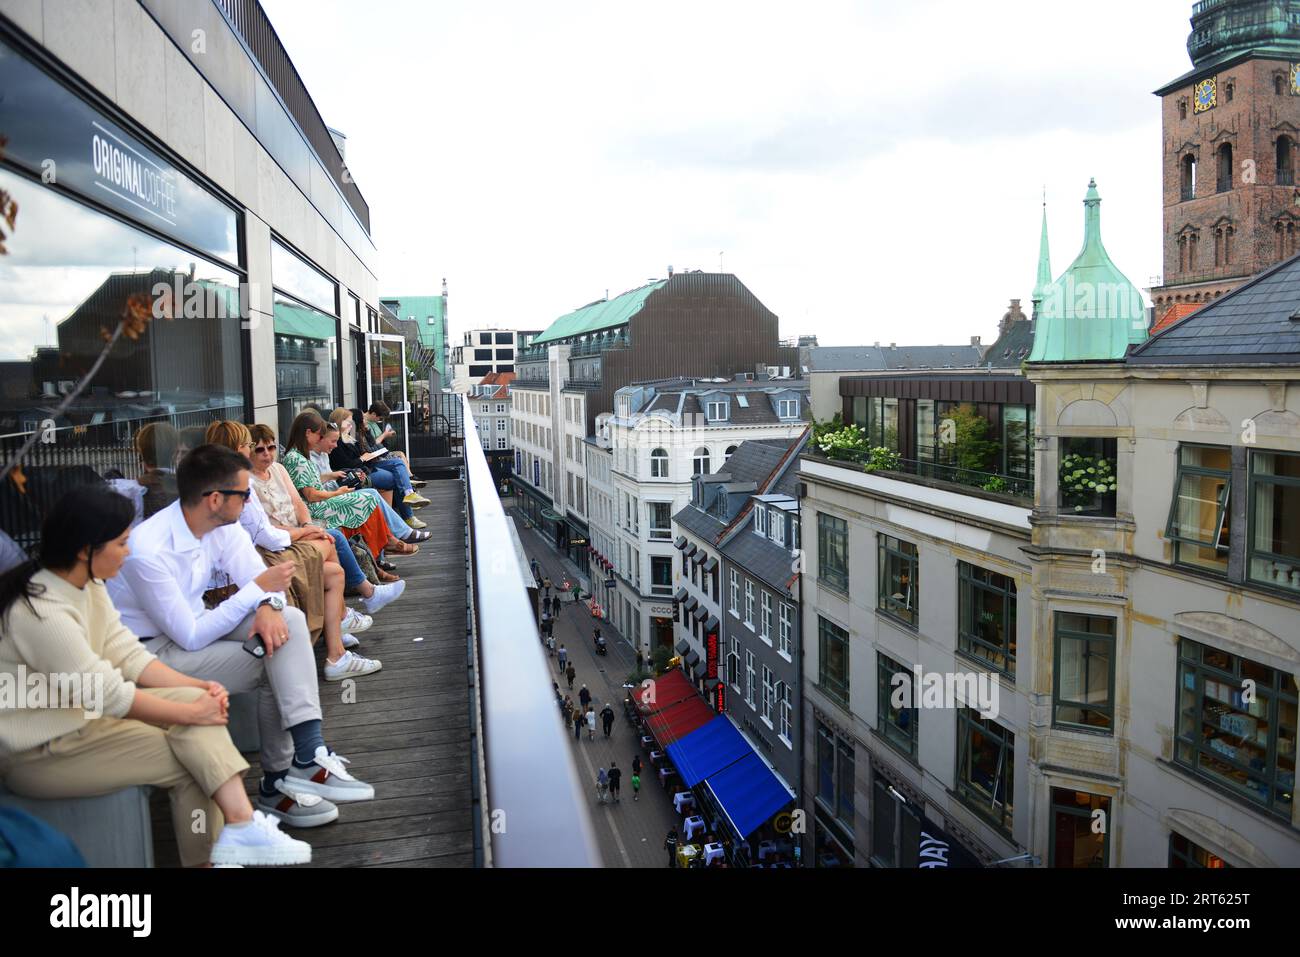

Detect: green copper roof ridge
[1031, 201, 1052, 313]
[532, 279, 668, 345]
[1028, 178, 1149, 363]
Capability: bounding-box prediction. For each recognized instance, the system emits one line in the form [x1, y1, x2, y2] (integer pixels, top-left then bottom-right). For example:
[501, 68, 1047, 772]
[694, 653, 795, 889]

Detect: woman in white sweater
[0, 484, 313, 866]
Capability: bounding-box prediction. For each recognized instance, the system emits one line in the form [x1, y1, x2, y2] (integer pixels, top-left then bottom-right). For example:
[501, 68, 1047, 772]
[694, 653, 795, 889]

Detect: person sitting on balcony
[246, 424, 406, 608]
[363, 401, 428, 496]
[319, 414, 430, 543]
[206, 421, 381, 682]
[0, 484, 313, 865]
[107, 444, 377, 824]
[352, 407, 429, 509]
[173, 424, 209, 473]
[281, 411, 416, 569]
[134, 422, 179, 520]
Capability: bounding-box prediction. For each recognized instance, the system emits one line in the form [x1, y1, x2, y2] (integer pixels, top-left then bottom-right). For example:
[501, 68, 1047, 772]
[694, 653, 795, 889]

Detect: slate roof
[809, 344, 984, 372]
[633, 389, 809, 424]
[719, 522, 797, 597]
[982, 320, 1035, 368]
[672, 438, 801, 543]
[1129, 252, 1300, 365]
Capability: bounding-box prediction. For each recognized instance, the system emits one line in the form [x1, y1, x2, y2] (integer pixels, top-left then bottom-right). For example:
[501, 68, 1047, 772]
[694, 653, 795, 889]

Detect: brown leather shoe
[377, 568, 401, 583]
[387, 540, 419, 556]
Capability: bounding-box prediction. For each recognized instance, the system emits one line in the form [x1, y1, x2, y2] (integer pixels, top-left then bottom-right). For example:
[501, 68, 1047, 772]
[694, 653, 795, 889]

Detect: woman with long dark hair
[0, 484, 312, 866]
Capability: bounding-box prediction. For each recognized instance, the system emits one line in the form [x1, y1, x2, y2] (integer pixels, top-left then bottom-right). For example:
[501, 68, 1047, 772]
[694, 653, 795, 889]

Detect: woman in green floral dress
[282, 411, 417, 563]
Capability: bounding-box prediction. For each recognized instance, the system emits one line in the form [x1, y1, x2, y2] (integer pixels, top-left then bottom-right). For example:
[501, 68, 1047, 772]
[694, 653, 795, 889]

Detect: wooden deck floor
[152, 478, 476, 867]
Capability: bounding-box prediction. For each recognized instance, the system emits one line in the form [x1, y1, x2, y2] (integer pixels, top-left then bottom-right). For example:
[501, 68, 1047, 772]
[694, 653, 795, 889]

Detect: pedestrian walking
[631, 754, 642, 778]
[542, 576, 552, 598]
[665, 828, 679, 867]
[596, 766, 609, 804]
[566, 662, 576, 689]
[570, 581, 581, 604]
[600, 703, 615, 738]
[578, 684, 592, 710]
[557, 644, 568, 671]
[530, 558, 539, 581]
[631, 771, 641, 801]
[573, 710, 583, 741]
[585, 706, 596, 740]
[551, 594, 562, 617]
[553, 681, 561, 702]
[608, 761, 622, 802]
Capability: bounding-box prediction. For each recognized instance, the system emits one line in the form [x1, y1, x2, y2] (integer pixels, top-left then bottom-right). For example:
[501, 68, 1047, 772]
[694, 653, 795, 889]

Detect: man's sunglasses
[252, 445, 274, 454]
[205, 488, 253, 501]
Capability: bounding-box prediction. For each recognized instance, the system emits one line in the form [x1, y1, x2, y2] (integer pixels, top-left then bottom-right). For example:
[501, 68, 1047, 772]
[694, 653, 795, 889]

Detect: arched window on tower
[1214, 227, 1224, 266]
[1226, 82, 1234, 102]
[1224, 225, 1234, 265]
[1189, 231, 1199, 270]
[1276, 74, 1286, 95]
[1289, 222, 1297, 259]
[1217, 142, 1233, 192]
[1178, 235, 1188, 272]
[1278, 136, 1295, 185]
[1179, 99, 1187, 120]
[1181, 154, 1197, 200]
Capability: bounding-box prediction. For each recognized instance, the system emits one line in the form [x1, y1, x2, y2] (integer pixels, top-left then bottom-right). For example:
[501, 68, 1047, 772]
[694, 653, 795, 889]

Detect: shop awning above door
[702, 752, 796, 840]
[666, 716, 751, 787]
[645, 693, 715, 747]
[634, 667, 694, 716]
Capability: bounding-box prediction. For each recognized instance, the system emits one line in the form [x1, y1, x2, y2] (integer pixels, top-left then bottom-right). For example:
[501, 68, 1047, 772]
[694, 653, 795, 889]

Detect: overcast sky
[261, 0, 1197, 347]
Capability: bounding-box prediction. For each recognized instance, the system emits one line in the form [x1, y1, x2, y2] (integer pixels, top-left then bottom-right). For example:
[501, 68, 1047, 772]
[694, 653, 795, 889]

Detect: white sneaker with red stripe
[256, 779, 340, 828]
[284, 747, 375, 802]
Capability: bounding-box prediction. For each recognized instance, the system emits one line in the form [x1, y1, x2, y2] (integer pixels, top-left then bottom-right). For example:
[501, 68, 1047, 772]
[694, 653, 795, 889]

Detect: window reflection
[0, 170, 243, 548]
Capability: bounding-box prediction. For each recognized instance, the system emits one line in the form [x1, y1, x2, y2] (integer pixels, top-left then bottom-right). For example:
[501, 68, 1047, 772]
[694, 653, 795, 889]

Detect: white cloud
[260, 0, 1194, 346]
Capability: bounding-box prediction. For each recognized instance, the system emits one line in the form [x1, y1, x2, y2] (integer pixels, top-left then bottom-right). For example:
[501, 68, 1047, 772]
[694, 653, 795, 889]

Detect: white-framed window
[650, 448, 668, 479]
[762, 665, 774, 724]
[760, 591, 772, 642]
[707, 400, 728, 421]
[778, 398, 798, 419]
[744, 580, 754, 629]
[778, 603, 792, 657]
[746, 651, 757, 707]
[771, 509, 785, 546]
[497, 419, 506, 431]
[693, 447, 710, 476]
[496, 403, 505, 413]
[497, 437, 507, 449]
[481, 436, 490, 450]
[754, 505, 767, 536]
[730, 569, 740, 616]
[481, 403, 490, 414]
[778, 681, 792, 744]
[729, 638, 741, 691]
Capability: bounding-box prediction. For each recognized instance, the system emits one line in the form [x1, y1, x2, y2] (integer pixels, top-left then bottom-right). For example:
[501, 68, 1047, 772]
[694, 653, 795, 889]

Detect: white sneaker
[359, 579, 405, 615]
[342, 632, 360, 649]
[341, 608, 373, 635]
[209, 811, 312, 866]
[324, 650, 382, 681]
[285, 747, 375, 802]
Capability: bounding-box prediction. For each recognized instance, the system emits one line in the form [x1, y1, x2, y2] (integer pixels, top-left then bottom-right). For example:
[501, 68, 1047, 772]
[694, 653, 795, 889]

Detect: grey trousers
[143, 606, 321, 773]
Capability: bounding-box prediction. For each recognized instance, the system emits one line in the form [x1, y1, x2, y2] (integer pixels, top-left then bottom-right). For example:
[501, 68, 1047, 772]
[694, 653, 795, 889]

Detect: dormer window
[771, 510, 785, 546]
[778, 398, 799, 419]
[707, 400, 728, 421]
[754, 504, 767, 536]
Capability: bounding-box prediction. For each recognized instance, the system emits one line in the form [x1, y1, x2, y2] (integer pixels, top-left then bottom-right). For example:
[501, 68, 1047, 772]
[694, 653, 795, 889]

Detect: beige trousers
[2, 687, 249, 867]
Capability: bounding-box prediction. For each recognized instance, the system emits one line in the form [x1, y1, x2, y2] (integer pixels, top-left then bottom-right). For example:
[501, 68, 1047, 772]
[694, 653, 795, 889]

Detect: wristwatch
[258, 594, 286, 612]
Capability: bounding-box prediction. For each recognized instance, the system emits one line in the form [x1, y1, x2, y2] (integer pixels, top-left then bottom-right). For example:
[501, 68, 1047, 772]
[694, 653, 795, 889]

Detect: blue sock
[289, 719, 326, 767]
[260, 768, 288, 796]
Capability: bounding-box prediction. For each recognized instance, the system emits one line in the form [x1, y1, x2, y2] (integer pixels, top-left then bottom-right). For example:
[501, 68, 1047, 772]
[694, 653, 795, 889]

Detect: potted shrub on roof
[1059, 440, 1118, 515]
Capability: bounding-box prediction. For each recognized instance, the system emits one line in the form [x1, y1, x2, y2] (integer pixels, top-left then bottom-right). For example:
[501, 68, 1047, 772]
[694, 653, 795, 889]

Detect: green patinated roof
[1028, 179, 1148, 363]
[1187, 0, 1300, 70]
[532, 281, 667, 345]
[1031, 204, 1052, 316]
[381, 295, 446, 350]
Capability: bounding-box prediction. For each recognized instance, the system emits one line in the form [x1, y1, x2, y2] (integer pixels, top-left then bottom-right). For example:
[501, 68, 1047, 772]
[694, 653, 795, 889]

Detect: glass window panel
[877, 534, 918, 627]
[956, 709, 1014, 830]
[273, 292, 337, 439]
[1050, 789, 1109, 868]
[916, 399, 935, 465]
[877, 653, 917, 757]
[0, 170, 243, 550]
[819, 617, 850, 707]
[1249, 451, 1300, 593]
[1054, 613, 1115, 731]
[958, 562, 1017, 677]
[271, 239, 337, 316]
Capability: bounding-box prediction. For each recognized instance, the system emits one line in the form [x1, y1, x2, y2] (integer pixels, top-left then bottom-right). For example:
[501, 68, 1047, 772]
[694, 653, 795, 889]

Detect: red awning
[646, 693, 716, 747]
[633, 667, 695, 716]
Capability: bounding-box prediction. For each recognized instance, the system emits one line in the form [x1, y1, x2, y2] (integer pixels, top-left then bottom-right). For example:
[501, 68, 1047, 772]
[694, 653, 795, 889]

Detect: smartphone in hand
[242, 634, 266, 658]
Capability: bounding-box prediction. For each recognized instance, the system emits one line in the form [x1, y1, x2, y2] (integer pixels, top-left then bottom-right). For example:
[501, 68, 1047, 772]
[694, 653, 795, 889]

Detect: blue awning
[702, 752, 795, 840]
[665, 716, 750, 787]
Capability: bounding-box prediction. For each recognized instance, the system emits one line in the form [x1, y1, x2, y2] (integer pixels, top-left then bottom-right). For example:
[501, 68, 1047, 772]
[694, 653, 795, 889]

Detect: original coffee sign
[0, 38, 238, 265]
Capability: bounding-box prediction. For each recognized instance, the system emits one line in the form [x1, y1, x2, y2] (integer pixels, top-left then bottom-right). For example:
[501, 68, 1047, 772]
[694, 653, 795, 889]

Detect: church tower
[1149, 1, 1300, 326]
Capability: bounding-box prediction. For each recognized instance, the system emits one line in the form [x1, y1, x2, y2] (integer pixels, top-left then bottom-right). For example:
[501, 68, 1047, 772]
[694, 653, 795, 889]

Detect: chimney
[890, 343, 896, 349]
[971, 335, 981, 347]
[667, 265, 674, 277]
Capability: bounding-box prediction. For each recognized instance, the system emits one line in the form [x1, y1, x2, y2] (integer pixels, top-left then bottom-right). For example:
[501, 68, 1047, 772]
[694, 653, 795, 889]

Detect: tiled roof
[809, 344, 984, 372]
[1148, 302, 1203, 337]
[1130, 253, 1300, 365]
[982, 321, 1035, 368]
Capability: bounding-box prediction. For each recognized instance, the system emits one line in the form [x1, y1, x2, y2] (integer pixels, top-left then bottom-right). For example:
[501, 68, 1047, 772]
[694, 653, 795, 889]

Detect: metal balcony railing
[815, 449, 1035, 500]
[460, 395, 601, 866]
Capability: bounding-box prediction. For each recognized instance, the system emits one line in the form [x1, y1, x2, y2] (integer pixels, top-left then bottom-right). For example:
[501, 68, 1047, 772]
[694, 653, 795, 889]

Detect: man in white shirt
[109, 443, 374, 827]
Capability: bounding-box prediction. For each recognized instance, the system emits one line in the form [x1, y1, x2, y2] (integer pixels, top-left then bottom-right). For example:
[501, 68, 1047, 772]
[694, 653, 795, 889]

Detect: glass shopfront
[0, 36, 244, 550]
[272, 239, 339, 438]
